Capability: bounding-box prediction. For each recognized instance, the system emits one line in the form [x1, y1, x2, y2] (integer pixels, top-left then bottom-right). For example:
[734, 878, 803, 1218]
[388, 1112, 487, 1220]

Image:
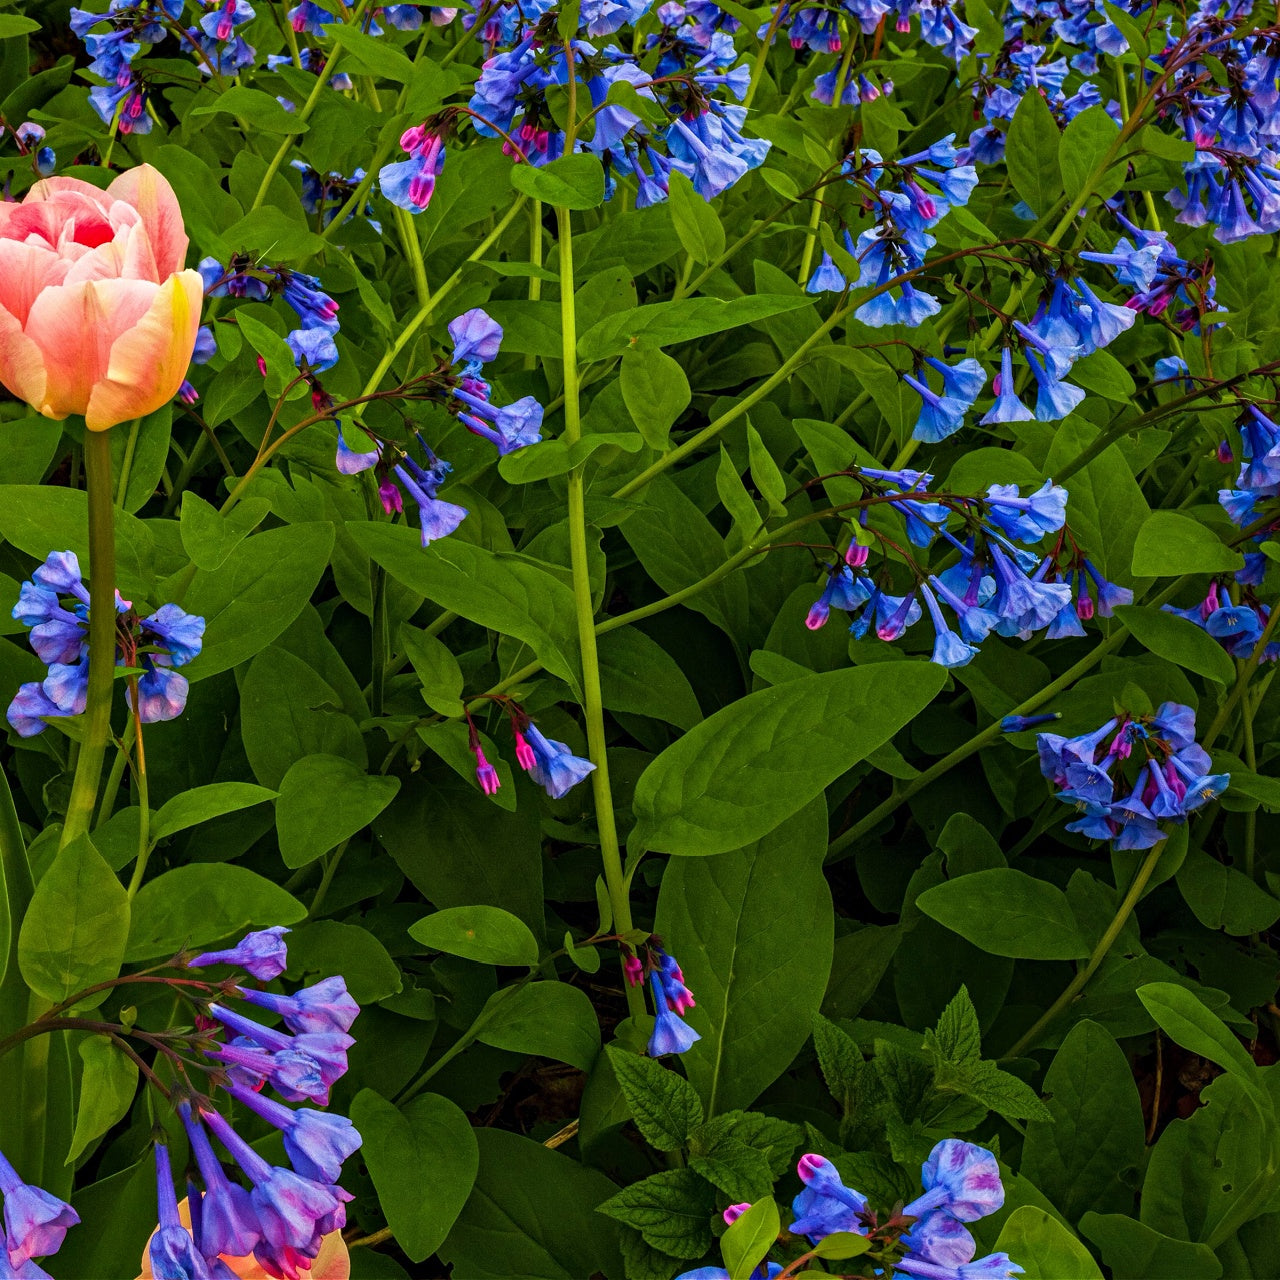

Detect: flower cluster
[677, 1140, 1019, 1280]
[7, 551, 205, 738]
[1037, 702, 1229, 849]
[0, 1150, 79, 1278]
[626, 942, 699, 1057]
[466, 697, 596, 799]
[3, 119, 54, 178]
[804, 469, 1130, 668]
[199, 258, 342, 373]
[71, 0, 184, 133]
[291, 158, 380, 232]
[333, 309, 543, 547]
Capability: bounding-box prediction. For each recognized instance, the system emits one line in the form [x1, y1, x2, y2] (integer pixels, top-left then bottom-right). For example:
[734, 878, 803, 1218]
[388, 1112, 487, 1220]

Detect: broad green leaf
[747, 423, 787, 516]
[598, 1168, 716, 1259]
[1059, 105, 1126, 200]
[323, 23, 416, 79]
[350, 1089, 478, 1263]
[179, 492, 271, 572]
[400, 624, 465, 718]
[0, 15, 40, 35]
[604, 1045, 704, 1151]
[1114, 605, 1235, 686]
[67, 1036, 137, 1165]
[126, 864, 306, 960]
[1136, 982, 1261, 1082]
[275, 754, 399, 868]
[440, 1129, 624, 1279]
[620, 347, 691, 450]
[812, 1232, 871, 1260]
[150, 782, 277, 843]
[1021, 1021, 1145, 1221]
[19, 835, 128, 1006]
[1006, 90, 1063, 216]
[189, 86, 305, 133]
[578, 295, 816, 360]
[722, 1198, 780, 1280]
[655, 800, 833, 1114]
[351, 523, 582, 697]
[181, 523, 336, 680]
[633, 663, 946, 856]
[994, 1207, 1103, 1279]
[509, 153, 605, 209]
[1079, 1212, 1223, 1279]
[1176, 850, 1280, 936]
[1131, 511, 1243, 577]
[475, 981, 601, 1070]
[667, 171, 725, 264]
[915, 869, 1091, 960]
[409, 905, 540, 967]
[1071, 349, 1136, 401]
[597, 626, 702, 732]
[286, 920, 401, 1002]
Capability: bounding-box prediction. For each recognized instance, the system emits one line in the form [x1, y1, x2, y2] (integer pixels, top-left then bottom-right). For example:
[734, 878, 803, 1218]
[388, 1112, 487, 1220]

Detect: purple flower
[980, 348, 1033, 425]
[448, 309, 504, 368]
[142, 604, 206, 667]
[147, 1144, 211, 1280]
[905, 1140, 1004, 1222]
[237, 977, 360, 1035]
[225, 1084, 362, 1185]
[189, 927, 290, 980]
[789, 1153, 868, 1242]
[179, 1106, 260, 1259]
[0, 1154, 77, 1267]
[517, 723, 596, 799]
[647, 973, 701, 1056]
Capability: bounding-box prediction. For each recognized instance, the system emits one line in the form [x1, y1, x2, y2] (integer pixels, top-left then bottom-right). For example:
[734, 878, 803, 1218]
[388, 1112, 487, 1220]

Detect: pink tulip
[0, 163, 203, 431]
[137, 1198, 351, 1280]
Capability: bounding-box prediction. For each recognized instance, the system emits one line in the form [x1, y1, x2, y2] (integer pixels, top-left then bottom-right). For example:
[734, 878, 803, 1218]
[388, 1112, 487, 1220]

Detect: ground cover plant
[0, 0, 1277, 1275]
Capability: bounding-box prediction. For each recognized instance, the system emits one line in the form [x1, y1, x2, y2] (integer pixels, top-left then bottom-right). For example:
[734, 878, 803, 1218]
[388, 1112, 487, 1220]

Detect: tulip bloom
[0, 164, 203, 430]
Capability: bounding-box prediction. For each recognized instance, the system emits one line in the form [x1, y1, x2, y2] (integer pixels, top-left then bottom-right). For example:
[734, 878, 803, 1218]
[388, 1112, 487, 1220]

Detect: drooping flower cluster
[199, 257, 342, 373]
[291, 158, 380, 233]
[1037, 702, 1229, 849]
[626, 942, 699, 1057]
[7, 551, 205, 738]
[806, 136, 979, 329]
[804, 469, 1130, 668]
[0, 1149, 79, 1278]
[677, 1140, 1019, 1280]
[71, 0, 184, 133]
[333, 309, 544, 547]
[3, 119, 54, 178]
[465, 696, 596, 799]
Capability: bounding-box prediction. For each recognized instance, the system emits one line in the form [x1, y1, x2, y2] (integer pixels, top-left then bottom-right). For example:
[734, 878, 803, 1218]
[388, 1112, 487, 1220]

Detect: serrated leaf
[598, 1169, 717, 1259]
[605, 1045, 704, 1151]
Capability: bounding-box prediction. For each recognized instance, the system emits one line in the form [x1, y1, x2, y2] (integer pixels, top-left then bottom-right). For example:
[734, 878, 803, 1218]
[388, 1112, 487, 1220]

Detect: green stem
[1003, 839, 1168, 1059]
[124, 704, 150, 900]
[94, 721, 135, 830]
[308, 839, 350, 919]
[742, 3, 783, 110]
[1202, 599, 1280, 750]
[60, 430, 117, 850]
[115, 416, 142, 508]
[393, 203, 431, 307]
[556, 203, 645, 1023]
[371, 566, 388, 717]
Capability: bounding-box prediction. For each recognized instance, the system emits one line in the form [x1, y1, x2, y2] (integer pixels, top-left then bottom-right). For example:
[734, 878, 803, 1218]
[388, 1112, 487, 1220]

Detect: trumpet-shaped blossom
[188, 927, 290, 981]
[516, 723, 596, 798]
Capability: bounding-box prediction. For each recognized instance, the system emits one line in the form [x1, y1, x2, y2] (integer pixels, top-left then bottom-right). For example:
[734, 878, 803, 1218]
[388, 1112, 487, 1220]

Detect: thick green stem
[1003, 839, 1168, 1059]
[393, 204, 431, 307]
[556, 203, 645, 1022]
[61, 431, 117, 850]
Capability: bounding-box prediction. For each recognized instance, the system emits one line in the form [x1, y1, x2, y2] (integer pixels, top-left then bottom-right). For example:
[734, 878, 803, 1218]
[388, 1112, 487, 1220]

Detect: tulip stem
[61, 430, 117, 851]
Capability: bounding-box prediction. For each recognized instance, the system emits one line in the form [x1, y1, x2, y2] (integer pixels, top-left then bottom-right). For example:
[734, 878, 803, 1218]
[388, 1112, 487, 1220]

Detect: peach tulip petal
[23, 278, 154, 419]
[0, 303, 48, 411]
[26, 174, 114, 211]
[138, 1198, 351, 1280]
[0, 237, 74, 324]
[108, 165, 189, 278]
[85, 269, 202, 430]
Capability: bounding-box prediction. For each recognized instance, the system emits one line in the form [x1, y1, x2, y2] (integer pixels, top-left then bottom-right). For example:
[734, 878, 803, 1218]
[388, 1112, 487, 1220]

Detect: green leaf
[19, 835, 128, 1006]
[223, 206, 327, 262]
[722, 1198, 780, 1280]
[597, 627, 703, 732]
[578, 295, 816, 361]
[509, 154, 605, 209]
[633, 663, 946, 856]
[350, 523, 581, 697]
[350, 1089, 478, 1263]
[1131, 511, 1244, 577]
[1114, 605, 1235, 686]
[150, 782, 278, 843]
[1059, 105, 1126, 201]
[1021, 1021, 1146, 1221]
[812, 1232, 871, 1261]
[598, 1168, 717, 1259]
[190, 86, 305, 133]
[179, 492, 271, 572]
[286, 920, 401, 1002]
[1070, 348, 1137, 402]
[400, 625, 465, 718]
[182, 523, 336, 680]
[688, 1137, 774, 1202]
[126, 864, 306, 960]
[66, 1036, 137, 1165]
[667, 172, 725, 264]
[994, 1207, 1103, 1280]
[275, 755, 400, 868]
[747, 424, 787, 517]
[915, 869, 1092, 960]
[1006, 89, 1063, 216]
[1101, 2, 1150, 58]
[0, 16, 39, 35]
[1079, 1213, 1223, 1280]
[409, 905, 540, 967]
[475, 981, 601, 1070]
[1176, 850, 1280, 936]
[1136, 982, 1262, 1082]
[605, 1045, 704, 1151]
[441, 1132, 623, 1279]
[924, 986, 982, 1065]
[323, 23, 416, 79]
[655, 800, 833, 1114]
[620, 347, 691, 450]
